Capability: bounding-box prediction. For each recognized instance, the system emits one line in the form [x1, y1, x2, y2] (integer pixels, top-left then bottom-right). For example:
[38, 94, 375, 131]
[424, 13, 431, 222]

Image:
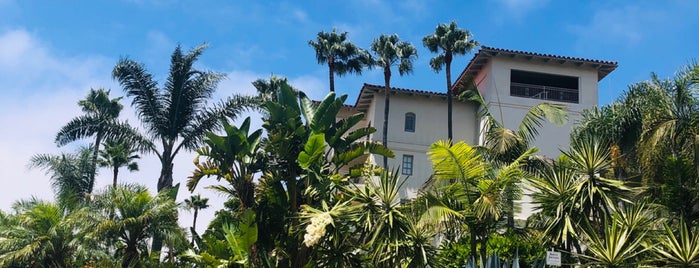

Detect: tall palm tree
[29, 147, 95, 210]
[370, 34, 418, 168]
[112, 43, 256, 194]
[55, 88, 134, 187]
[309, 29, 371, 92]
[89, 184, 186, 268]
[184, 194, 209, 242]
[98, 138, 140, 187]
[423, 21, 478, 141]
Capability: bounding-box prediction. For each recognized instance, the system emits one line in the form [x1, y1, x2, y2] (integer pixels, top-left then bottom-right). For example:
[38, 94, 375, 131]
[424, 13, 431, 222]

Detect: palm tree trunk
[90, 132, 104, 193]
[157, 160, 174, 191]
[446, 54, 453, 142]
[191, 209, 198, 244]
[113, 166, 119, 188]
[382, 67, 392, 168]
[153, 148, 174, 257]
[328, 60, 335, 92]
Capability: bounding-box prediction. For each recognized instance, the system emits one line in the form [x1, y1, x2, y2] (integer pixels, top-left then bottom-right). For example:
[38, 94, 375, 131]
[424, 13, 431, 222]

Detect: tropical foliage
[3, 30, 699, 268]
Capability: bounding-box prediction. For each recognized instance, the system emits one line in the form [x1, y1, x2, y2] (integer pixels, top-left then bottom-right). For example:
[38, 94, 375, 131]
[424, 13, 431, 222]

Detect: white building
[342, 46, 617, 200]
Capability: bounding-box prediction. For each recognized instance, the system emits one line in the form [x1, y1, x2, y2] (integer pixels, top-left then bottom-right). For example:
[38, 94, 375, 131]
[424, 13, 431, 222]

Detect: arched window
[404, 112, 415, 132]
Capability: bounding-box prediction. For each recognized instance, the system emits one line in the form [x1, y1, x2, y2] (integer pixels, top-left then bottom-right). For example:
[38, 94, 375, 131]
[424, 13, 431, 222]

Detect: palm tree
[113, 44, 256, 254]
[423, 21, 478, 140]
[423, 140, 536, 258]
[370, 34, 418, 167]
[0, 199, 92, 267]
[112, 43, 256, 193]
[89, 184, 186, 268]
[184, 194, 209, 242]
[309, 29, 371, 92]
[29, 147, 95, 210]
[98, 138, 140, 187]
[461, 85, 567, 229]
[55, 88, 134, 187]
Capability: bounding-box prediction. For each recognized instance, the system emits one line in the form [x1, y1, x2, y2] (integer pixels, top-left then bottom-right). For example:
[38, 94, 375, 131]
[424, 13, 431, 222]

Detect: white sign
[546, 251, 561, 266]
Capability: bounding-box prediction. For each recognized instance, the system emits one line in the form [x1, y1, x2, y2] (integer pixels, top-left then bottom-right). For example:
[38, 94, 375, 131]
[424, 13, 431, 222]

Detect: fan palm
[98, 137, 140, 187]
[423, 21, 478, 140]
[29, 147, 95, 210]
[309, 29, 371, 92]
[369, 34, 418, 168]
[112, 43, 257, 193]
[184, 194, 209, 244]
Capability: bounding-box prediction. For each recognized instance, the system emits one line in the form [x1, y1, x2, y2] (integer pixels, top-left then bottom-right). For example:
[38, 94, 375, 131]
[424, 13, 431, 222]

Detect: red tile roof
[453, 46, 618, 90]
[354, 83, 445, 112]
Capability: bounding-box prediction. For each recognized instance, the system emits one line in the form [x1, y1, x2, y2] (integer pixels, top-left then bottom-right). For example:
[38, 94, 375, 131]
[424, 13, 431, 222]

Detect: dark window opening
[404, 112, 416, 132]
[402, 155, 414, 175]
[510, 70, 580, 103]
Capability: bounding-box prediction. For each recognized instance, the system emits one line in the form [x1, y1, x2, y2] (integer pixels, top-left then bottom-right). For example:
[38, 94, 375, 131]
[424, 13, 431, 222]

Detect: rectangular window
[510, 70, 580, 103]
[404, 113, 415, 132]
[402, 155, 414, 175]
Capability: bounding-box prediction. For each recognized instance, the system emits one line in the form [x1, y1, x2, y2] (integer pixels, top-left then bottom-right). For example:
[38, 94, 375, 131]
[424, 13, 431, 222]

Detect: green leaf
[298, 133, 327, 169]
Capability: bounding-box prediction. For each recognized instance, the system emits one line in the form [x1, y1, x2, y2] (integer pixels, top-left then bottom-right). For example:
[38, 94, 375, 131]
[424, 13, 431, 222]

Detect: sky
[0, 0, 697, 233]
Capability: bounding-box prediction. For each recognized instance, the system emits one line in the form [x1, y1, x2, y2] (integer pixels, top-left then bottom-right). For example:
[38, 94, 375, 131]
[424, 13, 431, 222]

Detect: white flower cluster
[303, 212, 332, 247]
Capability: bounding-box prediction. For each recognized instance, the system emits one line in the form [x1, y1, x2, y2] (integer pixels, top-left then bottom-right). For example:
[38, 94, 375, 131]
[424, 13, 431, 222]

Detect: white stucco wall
[368, 92, 479, 198]
[482, 56, 599, 157]
[479, 56, 601, 220]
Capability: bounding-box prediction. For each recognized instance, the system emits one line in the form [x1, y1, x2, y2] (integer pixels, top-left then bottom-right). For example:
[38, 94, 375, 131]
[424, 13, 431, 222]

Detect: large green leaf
[223, 209, 258, 266]
[298, 133, 327, 169]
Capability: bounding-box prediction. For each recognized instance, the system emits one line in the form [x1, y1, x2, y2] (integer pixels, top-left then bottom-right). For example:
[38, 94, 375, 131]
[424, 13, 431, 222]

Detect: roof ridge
[479, 46, 618, 65]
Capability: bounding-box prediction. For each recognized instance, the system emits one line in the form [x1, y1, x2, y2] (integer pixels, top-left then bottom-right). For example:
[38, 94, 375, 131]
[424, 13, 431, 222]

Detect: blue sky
[0, 0, 697, 231]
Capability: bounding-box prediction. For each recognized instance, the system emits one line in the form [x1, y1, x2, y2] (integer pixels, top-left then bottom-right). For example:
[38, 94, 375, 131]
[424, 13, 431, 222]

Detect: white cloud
[0, 29, 328, 236]
[289, 75, 326, 100]
[0, 28, 116, 212]
[568, 3, 666, 48]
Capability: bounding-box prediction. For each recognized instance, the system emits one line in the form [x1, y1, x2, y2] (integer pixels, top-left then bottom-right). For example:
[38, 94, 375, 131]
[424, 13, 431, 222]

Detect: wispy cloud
[0, 28, 330, 236]
[0, 29, 116, 210]
[567, 3, 667, 48]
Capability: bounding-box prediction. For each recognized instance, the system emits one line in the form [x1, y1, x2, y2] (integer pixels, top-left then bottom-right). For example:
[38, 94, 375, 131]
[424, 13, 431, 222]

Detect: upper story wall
[485, 56, 599, 111]
[369, 92, 479, 147]
[479, 56, 602, 157]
